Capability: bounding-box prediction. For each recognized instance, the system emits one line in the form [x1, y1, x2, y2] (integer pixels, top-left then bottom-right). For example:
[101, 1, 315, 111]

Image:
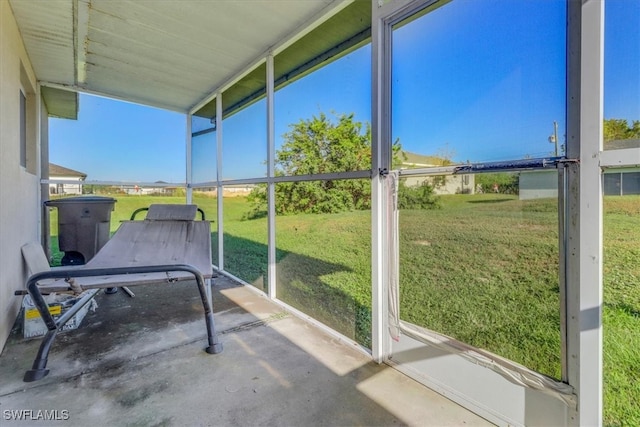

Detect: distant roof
[400, 151, 449, 167]
[605, 139, 640, 150]
[49, 163, 87, 179]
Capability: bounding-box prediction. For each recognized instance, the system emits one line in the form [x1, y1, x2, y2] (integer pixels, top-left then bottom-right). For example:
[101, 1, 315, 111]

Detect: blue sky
[50, 0, 639, 183]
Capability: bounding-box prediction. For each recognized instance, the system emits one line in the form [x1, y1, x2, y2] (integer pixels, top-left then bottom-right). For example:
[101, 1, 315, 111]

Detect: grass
[47, 192, 639, 425]
[399, 194, 561, 378]
[273, 210, 372, 343]
[601, 196, 640, 427]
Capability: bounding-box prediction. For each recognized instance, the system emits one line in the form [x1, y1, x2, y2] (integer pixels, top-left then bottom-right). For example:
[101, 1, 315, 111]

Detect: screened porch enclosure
[12, 0, 639, 425]
[185, 1, 636, 425]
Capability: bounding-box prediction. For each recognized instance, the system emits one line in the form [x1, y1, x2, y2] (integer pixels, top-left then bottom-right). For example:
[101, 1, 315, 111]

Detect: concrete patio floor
[0, 276, 492, 426]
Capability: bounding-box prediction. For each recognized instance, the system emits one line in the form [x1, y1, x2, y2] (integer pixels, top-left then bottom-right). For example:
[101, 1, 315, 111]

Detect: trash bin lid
[45, 196, 117, 206]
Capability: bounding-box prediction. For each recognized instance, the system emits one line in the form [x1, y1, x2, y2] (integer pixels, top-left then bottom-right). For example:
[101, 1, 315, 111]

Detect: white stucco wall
[49, 178, 84, 195]
[404, 174, 475, 195]
[519, 170, 559, 200]
[0, 0, 43, 350]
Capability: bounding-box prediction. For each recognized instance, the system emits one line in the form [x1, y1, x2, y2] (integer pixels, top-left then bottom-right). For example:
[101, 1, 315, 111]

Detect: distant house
[520, 139, 640, 199]
[123, 181, 171, 195]
[519, 170, 559, 200]
[602, 139, 640, 196]
[222, 184, 256, 196]
[400, 151, 475, 195]
[49, 163, 87, 195]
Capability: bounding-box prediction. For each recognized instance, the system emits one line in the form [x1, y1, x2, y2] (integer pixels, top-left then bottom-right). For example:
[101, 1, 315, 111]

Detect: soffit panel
[9, 0, 75, 85]
[10, 0, 365, 116]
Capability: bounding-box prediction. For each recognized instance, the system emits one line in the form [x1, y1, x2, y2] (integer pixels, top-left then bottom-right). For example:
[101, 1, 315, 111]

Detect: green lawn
[601, 197, 640, 426]
[399, 194, 562, 378]
[47, 192, 639, 425]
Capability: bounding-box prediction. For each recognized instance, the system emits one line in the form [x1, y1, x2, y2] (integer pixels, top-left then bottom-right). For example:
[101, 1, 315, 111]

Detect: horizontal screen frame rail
[397, 156, 577, 178]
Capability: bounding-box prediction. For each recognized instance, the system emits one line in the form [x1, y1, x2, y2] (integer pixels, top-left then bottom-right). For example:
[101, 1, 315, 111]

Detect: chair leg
[24, 288, 100, 382]
[105, 286, 135, 297]
[195, 274, 223, 354]
[24, 329, 57, 382]
[121, 286, 135, 297]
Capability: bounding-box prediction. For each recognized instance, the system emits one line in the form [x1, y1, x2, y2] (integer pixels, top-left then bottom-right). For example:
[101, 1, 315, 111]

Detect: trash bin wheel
[61, 251, 85, 266]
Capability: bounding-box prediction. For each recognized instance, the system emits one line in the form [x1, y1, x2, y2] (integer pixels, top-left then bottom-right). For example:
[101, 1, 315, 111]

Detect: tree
[604, 118, 640, 143]
[277, 112, 371, 176]
[246, 113, 372, 217]
[247, 113, 411, 217]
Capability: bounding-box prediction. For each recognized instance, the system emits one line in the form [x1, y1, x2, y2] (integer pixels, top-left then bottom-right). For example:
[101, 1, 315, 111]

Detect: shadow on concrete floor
[0, 276, 491, 426]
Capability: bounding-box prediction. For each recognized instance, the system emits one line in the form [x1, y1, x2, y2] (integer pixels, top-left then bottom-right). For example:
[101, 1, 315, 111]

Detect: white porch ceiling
[9, 0, 354, 117]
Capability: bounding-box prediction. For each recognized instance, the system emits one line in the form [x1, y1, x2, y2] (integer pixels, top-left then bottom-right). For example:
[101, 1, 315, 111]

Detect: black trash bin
[45, 196, 117, 266]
